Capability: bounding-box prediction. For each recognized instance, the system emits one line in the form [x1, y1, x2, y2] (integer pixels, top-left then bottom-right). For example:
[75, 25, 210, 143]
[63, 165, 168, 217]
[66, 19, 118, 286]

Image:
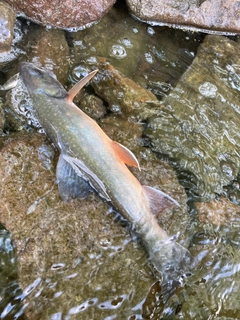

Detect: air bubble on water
[109, 44, 127, 59]
[147, 27, 155, 35]
[50, 312, 62, 320]
[120, 38, 133, 48]
[199, 82, 218, 98]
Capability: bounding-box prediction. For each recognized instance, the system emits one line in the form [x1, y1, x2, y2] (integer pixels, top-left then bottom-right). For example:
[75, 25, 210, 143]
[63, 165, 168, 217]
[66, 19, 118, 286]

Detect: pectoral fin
[62, 154, 111, 202]
[56, 154, 92, 201]
[67, 70, 98, 102]
[111, 141, 140, 170]
[143, 186, 180, 215]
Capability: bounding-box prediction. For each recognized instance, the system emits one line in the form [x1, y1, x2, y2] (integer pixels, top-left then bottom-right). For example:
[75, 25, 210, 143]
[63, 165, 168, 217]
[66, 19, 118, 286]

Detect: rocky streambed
[0, 1, 240, 319]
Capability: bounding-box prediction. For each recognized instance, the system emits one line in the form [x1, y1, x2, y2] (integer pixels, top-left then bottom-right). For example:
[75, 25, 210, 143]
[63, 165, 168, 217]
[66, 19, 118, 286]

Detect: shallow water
[0, 1, 240, 319]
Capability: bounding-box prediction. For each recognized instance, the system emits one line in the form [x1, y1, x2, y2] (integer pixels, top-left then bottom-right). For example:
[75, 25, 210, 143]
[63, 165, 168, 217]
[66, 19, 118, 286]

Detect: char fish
[19, 62, 193, 284]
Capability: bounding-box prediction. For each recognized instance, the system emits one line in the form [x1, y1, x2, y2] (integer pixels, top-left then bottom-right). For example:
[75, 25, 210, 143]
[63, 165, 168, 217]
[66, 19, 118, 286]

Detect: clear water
[0, 1, 240, 319]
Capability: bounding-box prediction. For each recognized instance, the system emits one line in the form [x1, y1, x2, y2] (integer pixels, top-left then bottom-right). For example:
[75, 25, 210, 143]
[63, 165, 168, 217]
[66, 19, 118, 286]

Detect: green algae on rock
[145, 35, 240, 202]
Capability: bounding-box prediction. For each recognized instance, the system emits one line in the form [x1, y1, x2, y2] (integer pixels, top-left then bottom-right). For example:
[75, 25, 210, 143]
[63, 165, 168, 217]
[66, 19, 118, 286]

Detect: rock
[145, 35, 240, 201]
[196, 197, 240, 226]
[0, 1, 15, 51]
[70, 2, 199, 101]
[92, 61, 159, 118]
[12, 25, 70, 84]
[4, 0, 116, 30]
[78, 94, 107, 120]
[0, 1, 16, 69]
[0, 131, 190, 318]
[126, 0, 240, 35]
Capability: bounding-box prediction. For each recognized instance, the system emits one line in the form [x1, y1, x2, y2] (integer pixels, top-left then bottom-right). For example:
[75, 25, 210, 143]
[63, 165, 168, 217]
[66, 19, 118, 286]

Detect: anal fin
[143, 186, 180, 215]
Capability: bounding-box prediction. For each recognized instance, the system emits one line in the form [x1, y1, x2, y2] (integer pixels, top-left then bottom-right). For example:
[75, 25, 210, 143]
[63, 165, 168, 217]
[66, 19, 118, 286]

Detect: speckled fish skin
[19, 62, 193, 282]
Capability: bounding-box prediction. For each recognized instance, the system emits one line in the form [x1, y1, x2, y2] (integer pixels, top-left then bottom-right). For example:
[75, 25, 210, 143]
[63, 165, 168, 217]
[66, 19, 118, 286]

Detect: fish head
[19, 62, 67, 99]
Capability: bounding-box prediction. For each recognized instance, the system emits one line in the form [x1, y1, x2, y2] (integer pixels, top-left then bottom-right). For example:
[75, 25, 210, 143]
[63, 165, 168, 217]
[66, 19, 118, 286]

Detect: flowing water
[0, 1, 240, 319]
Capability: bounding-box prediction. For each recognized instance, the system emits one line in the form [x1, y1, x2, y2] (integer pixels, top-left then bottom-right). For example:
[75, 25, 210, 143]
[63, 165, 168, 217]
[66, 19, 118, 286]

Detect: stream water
[0, 1, 240, 319]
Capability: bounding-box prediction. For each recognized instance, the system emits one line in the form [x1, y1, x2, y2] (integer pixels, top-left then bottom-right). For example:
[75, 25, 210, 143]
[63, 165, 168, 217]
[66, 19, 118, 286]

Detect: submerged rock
[69, 1, 200, 101]
[11, 24, 70, 84]
[145, 35, 240, 201]
[92, 61, 160, 119]
[0, 1, 15, 51]
[5, 0, 116, 30]
[126, 0, 240, 35]
[196, 197, 240, 226]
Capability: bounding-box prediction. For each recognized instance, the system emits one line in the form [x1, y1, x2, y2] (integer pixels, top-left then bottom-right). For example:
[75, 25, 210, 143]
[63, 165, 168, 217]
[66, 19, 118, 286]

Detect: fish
[18, 62, 193, 284]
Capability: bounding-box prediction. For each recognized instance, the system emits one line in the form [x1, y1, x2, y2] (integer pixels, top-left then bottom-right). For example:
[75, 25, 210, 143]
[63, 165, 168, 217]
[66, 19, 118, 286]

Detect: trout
[19, 62, 192, 283]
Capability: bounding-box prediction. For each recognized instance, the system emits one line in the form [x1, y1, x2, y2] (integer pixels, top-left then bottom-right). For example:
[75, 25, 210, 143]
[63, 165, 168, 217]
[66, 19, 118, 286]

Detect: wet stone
[126, 0, 240, 35]
[0, 1, 15, 52]
[5, 0, 116, 30]
[145, 35, 240, 202]
[69, 1, 199, 101]
[92, 61, 159, 118]
[181, 217, 240, 319]
[78, 94, 107, 121]
[12, 25, 70, 84]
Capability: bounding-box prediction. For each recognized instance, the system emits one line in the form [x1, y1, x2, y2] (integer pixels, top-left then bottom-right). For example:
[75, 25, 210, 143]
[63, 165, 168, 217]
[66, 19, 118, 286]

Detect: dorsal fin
[143, 186, 179, 215]
[111, 141, 140, 170]
[67, 69, 98, 102]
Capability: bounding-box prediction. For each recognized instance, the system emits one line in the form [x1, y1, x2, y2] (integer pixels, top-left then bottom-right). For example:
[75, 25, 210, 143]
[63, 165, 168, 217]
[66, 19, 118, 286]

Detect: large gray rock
[4, 0, 116, 30]
[145, 35, 240, 201]
[126, 0, 240, 35]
